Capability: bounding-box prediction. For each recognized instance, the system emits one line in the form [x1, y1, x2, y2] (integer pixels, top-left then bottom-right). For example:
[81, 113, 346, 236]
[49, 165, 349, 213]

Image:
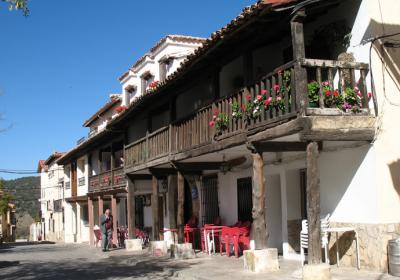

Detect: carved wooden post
[152, 175, 160, 240]
[251, 151, 268, 249]
[126, 176, 136, 239]
[177, 171, 185, 243]
[88, 197, 94, 246]
[111, 195, 118, 246]
[306, 141, 322, 264]
[291, 9, 308, 115]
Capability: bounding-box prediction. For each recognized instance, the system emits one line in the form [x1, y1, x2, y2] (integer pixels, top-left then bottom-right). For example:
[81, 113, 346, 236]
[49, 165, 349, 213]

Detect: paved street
[0, 242, 398, 280]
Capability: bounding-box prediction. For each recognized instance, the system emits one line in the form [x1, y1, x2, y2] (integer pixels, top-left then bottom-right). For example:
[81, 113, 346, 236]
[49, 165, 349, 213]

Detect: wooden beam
[290, 9, 308, 115]
[250, 141, 308, 152]
[177, 171, 185, 243]
[251, 152, 268, 249]
[306, 141, 322, 264]
[168, 175, 177, 230]
[172, 162, 224, 171]
[127, 174, 153, 180]
[98, 196, 104, 220]
[88, 197, 94, 246]
[149, 168, 176, 178]
[126, 177, 136, 239]
[111, 195, 118, 246]
[151, 175, 160, 241]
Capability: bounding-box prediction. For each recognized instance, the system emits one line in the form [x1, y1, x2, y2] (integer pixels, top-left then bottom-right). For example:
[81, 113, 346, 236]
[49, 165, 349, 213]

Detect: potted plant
[307, 81, 320, 108]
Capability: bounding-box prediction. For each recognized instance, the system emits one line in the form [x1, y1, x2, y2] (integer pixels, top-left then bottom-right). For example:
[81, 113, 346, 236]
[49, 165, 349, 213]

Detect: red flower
[115, 105, 127, 113]
[208, 121, 215, 127]
[273, 84, 280, 92]
[256, 95, 262, 101]
[241, 104, 246, 111]
[368, 92, 373, 98]
[324, 91, 331, 97]
[333, 91, 339, 97]
[246, 95, 252, 101]
[264, 97, 272, 106]
[261, 89, 267, 95]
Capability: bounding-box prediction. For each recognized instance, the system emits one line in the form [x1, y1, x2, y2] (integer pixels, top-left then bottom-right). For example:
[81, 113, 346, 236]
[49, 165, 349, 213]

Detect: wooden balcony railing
[112, 167, 126, 186]
[124, 58, 371, 169]
[88, 167, 127, 193]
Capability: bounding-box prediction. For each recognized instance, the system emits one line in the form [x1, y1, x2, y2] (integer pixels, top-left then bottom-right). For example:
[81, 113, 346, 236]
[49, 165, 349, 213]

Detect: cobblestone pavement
[0, 242, 398, 280]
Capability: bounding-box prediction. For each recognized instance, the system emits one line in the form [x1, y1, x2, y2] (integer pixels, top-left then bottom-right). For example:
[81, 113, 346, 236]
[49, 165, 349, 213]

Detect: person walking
[100, 209, 113, 252]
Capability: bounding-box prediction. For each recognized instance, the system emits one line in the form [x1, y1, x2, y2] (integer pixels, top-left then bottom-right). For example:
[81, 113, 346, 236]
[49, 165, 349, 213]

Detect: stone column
[111, 195, 118, 246]
[88, 197, 94, 246]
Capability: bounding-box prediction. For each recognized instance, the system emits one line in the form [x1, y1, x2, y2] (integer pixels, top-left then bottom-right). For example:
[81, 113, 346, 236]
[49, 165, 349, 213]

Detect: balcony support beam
[98, 196, 104, 221]
[177, 171, 185, 244]
[250, 150, 268, 249]
[306, 141, 322, 264]
[126, 177, 136, 239]
[111, 194, 118, 246]
[88, 197, 94, 246]
[151, 175, 160, 241]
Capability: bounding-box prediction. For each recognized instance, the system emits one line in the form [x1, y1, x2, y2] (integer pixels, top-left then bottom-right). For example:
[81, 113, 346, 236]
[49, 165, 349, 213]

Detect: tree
[0, 179, 14, 215]
[1, 0, 29, 16]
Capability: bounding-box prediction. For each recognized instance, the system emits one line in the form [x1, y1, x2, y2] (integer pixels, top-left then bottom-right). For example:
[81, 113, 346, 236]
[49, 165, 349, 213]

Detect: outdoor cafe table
[202, 225, 225, 255]
[325, 227, 360, 270]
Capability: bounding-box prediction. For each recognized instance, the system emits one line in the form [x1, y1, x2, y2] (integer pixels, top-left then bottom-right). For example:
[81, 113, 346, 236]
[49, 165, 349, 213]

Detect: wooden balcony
[125, 58, 374, 170]
[88, 167, 126, 193]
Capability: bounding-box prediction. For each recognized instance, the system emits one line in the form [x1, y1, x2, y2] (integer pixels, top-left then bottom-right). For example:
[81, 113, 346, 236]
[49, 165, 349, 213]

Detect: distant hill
[3, 176, 40, 238]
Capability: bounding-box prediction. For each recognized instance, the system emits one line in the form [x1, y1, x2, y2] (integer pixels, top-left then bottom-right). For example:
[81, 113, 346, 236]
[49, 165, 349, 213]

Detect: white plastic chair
[300, 214, 330, 266]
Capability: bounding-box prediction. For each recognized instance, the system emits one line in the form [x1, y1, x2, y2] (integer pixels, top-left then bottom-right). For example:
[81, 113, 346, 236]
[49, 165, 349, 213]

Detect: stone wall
[328, 222, 400, 272]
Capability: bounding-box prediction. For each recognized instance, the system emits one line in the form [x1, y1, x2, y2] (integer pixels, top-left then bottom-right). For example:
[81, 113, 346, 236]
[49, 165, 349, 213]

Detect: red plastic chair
[220, 227, 238, 257]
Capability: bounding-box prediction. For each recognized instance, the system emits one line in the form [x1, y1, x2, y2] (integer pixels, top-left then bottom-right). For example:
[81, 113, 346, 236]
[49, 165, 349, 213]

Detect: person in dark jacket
[100, 209, 113, 252]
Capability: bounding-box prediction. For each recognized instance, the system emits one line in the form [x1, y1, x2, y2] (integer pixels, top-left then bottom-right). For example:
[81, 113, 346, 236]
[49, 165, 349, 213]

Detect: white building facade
[38, 153, 65, 242]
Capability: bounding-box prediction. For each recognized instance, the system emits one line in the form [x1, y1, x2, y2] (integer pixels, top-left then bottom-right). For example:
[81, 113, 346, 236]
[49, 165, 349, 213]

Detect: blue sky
[0, 0, 255, 180]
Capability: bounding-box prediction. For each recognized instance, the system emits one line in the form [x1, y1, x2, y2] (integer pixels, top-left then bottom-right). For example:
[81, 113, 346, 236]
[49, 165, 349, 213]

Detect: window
[141, 72, 154, 95]
[159, 58, 173, 82]
[125, 85, 136, 100]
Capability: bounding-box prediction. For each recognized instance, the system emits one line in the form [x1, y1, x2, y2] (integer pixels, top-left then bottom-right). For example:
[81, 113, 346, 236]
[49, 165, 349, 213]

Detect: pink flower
[276, 96, 282, 101]
[261, 89, 267, 95]
[213, 109, 219, 115]
[322, 81, 329, 86]
[273, 84, 280, 92]
[357, 91, 363, 98]
[208, 121, 215, 127]
[256, 95, 262, 101]
[278, 70, 283, 75]
[354, 86, 359, 92]
[246, 95, 252, 101]
[324, 91, 331, 97]
[264, 97, 272, 106]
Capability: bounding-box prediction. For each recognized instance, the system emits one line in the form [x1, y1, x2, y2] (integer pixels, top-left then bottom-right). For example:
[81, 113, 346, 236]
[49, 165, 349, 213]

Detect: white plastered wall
[347, 0, 400, 223]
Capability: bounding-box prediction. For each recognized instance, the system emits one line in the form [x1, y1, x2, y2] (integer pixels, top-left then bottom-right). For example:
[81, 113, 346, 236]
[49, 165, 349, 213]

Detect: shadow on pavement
[0, 254, 201, 280]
